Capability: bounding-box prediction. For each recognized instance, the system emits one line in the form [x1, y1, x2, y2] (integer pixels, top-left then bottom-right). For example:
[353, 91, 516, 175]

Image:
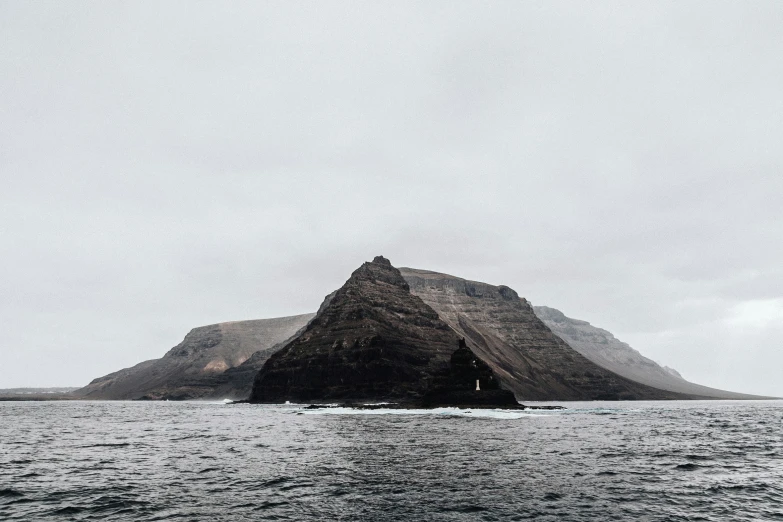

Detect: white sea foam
[292, 407, 547, 419]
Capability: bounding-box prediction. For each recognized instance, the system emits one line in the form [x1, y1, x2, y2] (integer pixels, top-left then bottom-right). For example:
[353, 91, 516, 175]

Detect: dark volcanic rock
[446, 338, 502, 391]
[422, 339, 519, 408]
[249, 257, 516, 406]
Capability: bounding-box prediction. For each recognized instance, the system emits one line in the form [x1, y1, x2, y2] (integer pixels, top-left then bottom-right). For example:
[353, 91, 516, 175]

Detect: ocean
[1, 400, 781, 521]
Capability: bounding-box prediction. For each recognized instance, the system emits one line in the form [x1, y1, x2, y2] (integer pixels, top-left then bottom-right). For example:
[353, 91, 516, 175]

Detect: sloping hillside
[399, 268, 696, 401]
[533, 306, 765, 399]
[72, 314, 313, 400]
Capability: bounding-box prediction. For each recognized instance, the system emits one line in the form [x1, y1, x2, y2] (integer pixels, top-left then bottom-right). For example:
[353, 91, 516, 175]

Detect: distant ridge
[533, 306, 768, 400]
[0, 388, 79, 401]
[72, 314, 314, 400]
[0, 387, 78, 394]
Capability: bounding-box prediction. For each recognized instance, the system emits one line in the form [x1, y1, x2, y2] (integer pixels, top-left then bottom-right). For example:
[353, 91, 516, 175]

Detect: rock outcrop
[533, 306, 765, 399]
[72, 314, 314, 400]
[399, 268, 701, 401]
[249, 257, 515, 406]
[421, 339, 520, 407]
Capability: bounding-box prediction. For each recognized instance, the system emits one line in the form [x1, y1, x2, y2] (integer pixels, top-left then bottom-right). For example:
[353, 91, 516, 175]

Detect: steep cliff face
[533, 306, 763, 399]
[73, 314, 314, 400]
[399, 268, 695, 401]
[250, 257, 512, 404]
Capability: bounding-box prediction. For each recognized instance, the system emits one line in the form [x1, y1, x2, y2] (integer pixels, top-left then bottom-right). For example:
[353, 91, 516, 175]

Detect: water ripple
[1, 400, 782, 521]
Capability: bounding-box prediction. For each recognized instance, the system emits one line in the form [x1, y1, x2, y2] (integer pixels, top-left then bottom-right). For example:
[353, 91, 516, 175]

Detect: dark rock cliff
[421, 339, 519, 407]
[249, 257, 515, 405]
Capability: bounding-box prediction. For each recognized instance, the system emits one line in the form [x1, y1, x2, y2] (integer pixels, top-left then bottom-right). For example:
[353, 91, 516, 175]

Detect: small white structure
[475, 379, 481, 391]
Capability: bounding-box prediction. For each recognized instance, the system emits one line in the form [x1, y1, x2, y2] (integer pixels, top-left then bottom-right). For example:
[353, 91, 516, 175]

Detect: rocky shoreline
[229, 400, 565, 411]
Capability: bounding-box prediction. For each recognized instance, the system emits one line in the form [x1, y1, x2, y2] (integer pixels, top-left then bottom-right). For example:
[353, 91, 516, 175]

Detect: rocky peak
[497, 285, 519, 301]
[250, 257, 475, 403]
[347, 255, 410, 290]
[164, 325, 222, 358]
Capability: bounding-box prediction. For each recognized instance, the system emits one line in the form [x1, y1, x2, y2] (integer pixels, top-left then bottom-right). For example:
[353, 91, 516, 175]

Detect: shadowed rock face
[72, 314, 314, 400]
[398, 268, 702, 401]
[206, 292, 337, 399]
[421, 339, 519, 407]
[250, 257, 513, 404]
[533, 306, 766, 400]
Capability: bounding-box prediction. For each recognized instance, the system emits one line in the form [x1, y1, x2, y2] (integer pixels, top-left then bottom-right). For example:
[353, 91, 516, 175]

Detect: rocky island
[249, 256, 519, 408]
[73, 257, 768, 403]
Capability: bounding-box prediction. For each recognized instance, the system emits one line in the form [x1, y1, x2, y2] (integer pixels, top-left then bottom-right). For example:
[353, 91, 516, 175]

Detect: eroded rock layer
[421, 339, 519, 407]
[250, 257, 512, 404]
[399, 268, 698, 401]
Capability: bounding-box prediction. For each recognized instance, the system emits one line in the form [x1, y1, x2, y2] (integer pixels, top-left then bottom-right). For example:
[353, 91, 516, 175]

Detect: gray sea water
[1, 400, 782, 521]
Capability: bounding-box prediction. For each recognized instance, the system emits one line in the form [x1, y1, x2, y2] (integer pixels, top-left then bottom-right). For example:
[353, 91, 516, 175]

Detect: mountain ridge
[72, 314, 315, 400]
[71, 262, 767, 401]
[533, 305, 764, 399]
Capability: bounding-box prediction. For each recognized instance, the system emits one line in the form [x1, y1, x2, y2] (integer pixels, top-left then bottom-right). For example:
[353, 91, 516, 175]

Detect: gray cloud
[1, 2, 782, 395]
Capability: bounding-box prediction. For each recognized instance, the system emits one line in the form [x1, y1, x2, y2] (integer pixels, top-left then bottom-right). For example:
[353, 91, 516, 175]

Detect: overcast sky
[1, 2, 782, 395]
